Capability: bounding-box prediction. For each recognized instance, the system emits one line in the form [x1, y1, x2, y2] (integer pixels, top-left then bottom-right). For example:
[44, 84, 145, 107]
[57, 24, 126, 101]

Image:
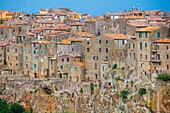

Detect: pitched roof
[61, 38, 84, 45]
[127, 20, 148, 27]
[74, 62, 85, 67]
[154, 38, 170, 43]
[73, 32, 94, 38]
[104, 34, 128, 40]
[136, 26, 160, 32]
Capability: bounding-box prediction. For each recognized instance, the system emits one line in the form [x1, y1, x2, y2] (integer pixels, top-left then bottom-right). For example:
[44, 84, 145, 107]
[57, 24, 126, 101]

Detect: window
[62, 58, 64, 62]
[34, 50, 36, 54]
[93, 56, 98, 60]
[140, 54, 142, 59]
[106, 40, 108, 44]
[130, 53, 132, 59]
[94, 63, 97, 70]
[87, 48, 89, 52]
[157, 32, 160, 38]
[15, 49, 17, 52]
[87, 42, 89, 45]
[0, 60, 2, 63]
[33, 43, 36, 47]
[157, 45, 159, 49]
[106, 56, 108, 61]
[0, 54, 2, 57]
[44, 51, 46, 55]
[7, 48, 9, 52]
[1, 47, 3, 50]
[26, 56, 28, 60]
[140, 42, 142, 50]
[34, 64, 36, 68]
[44, 45, 47, 48]
[133, 53, 136, 60]
[16, 64, 18, 66]
[16, 57, 18, 60]
[67, 57, 69, 62]
[145, 43, 147, 48]
[26, 64, 28, 68]
[106, 48, 108, 53]
[99, 48, 101, 53]
[99, 40, 101, 44]
[40, 44, 42, 48]
[41, 51, 43, 54]
[122, 40, 125, 45]
[129, 43, 130, 48]
[167, 55, 169, 59]
[133, 44, 135, 48]
[139, 32, 142, 38]
[167, 65, 169, 70]
[60, 65, 63, 69]
[145, 55, 147, 60]
[145, 32, 148, 38]
[167, 46, 169, 50]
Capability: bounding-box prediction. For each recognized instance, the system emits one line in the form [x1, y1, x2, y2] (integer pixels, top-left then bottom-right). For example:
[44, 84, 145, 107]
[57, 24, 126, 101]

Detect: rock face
[0, 67, 170, 113]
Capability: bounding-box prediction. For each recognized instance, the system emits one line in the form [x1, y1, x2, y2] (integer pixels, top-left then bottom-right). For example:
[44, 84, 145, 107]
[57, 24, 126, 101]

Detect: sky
[0, 0, 169, 16]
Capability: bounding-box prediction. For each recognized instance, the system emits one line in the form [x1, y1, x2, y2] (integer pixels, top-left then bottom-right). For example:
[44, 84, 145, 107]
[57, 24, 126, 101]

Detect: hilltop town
[0, 8, 170, 113]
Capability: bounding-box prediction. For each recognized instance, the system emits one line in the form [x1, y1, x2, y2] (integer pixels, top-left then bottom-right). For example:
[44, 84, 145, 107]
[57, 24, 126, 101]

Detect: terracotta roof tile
[136, 26, 160, 32]
[73, 32, 94, 38]
[74, 62, 85, 67]
[154, 38, 170, 43]
[104, 34, 128, 40]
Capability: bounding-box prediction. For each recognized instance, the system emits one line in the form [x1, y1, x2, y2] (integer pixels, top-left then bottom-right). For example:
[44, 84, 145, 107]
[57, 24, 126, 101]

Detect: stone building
[68, 62, 85, 83]
[135, 26, 162, 78]
[85, 19, 96, 36]
[0, 42, 8, 66]
[126, 20, 148, 36]
[82, 33, 128, 81]
[6, 43, 23, 74]
[22, 33, 36, 77]
[57, 54, 81, 78]
[152, 38, 170, 74]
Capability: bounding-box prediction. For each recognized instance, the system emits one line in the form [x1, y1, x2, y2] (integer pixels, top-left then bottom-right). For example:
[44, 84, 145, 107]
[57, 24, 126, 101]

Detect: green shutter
[34, 64, 36, 68]
[139, 32, 142, 38]
[140, 42, 142, 50]
[44, 51, 46, 55]
[145, 32, 147, 38]
[34, 50, 36, 54]
[157, 32, 160, 38]
[133, 44, 135, 48]
[145, 43, 147, 47]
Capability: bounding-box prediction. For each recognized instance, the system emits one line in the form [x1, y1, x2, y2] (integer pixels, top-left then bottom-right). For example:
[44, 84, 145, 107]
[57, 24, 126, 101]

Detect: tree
[0, 98, 9, 113]
[0, 19, 4, 24]
[90, 83, 94, 95]
[9, 103, 25, 113]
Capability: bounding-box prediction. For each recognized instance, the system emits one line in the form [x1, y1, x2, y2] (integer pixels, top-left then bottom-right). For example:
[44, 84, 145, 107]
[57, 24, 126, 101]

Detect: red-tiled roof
[154, 38, 170, 43]
[104, 34, 128, 40]
[74, 62, 85, 67]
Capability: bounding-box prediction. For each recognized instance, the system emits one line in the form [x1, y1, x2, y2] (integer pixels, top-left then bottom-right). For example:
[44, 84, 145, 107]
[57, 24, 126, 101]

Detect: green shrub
[90, 83, 94, 95]
[80, 88, 83, 94]
[158, 74, 170, 81]
[112, 64, 117, 69]
[139, 88, 146, 96]
[120, 90, 129, 99]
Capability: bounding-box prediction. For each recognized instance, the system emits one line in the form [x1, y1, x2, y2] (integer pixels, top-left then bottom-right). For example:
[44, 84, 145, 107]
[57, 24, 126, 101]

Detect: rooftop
[104, 33, 128, 40]
[154, 38, 170, 43]
[74, 62, 85, 67]
[136, 26, 160, 32]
